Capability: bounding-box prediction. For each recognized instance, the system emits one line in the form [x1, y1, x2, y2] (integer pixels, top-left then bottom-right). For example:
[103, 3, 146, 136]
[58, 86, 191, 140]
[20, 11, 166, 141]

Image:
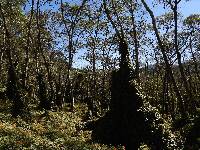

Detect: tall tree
[21, 0, 34, 88]
[60, 0, 87, 111]
[0, 0, 26, 117]
[141, 0, 186, 116]
[161, 0, 193, 113]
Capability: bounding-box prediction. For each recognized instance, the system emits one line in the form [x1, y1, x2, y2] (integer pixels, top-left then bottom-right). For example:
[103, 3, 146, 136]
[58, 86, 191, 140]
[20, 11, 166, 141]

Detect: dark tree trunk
[7, 65, 25, 117]
[36, 73, 51, 110]
[110, 40, 144, 148]
[89, 1, 182, 149]
[0, 3, 25, 117]
[173, 1, 192, 113]
[55, 78, 64, 110]
[91, 39, 145, 149]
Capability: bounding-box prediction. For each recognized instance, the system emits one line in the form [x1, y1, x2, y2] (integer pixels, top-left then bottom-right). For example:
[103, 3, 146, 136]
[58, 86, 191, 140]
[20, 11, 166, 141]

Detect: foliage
[138, 95, 184, 149]
[183, 109, 200, 149]
[0, 100, 115, 150]
[90, 78, 184, 149]
[0, 0, 200, 149]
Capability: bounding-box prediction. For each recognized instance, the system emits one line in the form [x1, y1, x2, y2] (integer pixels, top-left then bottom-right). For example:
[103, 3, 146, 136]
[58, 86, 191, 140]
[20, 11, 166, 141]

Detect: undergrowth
[0, 100, 116, 150]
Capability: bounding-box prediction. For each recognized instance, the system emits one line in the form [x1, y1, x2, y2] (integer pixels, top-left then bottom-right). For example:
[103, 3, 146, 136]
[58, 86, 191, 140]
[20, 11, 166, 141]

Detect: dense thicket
[0, 0, 200, 149]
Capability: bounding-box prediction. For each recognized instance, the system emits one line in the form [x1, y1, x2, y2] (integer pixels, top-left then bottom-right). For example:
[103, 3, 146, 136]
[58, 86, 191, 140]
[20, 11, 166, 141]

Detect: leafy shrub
[184, 109, 200, 150]
[0, 102, 115, 150]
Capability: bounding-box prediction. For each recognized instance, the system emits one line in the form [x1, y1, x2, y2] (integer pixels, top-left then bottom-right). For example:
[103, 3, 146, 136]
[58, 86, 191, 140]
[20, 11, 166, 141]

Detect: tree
[91, 1, 182, 149]
[141, 0, 186, 117]
[183, 14, 200, 100]
[0, 0, 27, 117]
[59, 0, 87, 111]
[21, 0, 34, 88]
[160, 0, 193, 113]
[123, 0, 141, 79]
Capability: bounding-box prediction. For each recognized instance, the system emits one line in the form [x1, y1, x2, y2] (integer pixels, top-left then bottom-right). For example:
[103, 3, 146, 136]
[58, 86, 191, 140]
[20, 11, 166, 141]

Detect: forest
[0, 0, 200, 149]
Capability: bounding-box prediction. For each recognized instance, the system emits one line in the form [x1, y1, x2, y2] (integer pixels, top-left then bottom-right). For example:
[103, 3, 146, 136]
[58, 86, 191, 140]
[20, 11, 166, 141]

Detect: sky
[24, 0, 200, 68]
[180, 0, 200, 17]
[24, 0, 200, 25]
[151, 0, 200, 18]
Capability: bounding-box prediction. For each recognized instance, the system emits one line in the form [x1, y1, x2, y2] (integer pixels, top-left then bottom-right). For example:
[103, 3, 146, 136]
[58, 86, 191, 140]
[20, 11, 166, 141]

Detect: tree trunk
[173, 1, 192, 112]
[141, 0, 186, 117]
[0, 3, 25, 117]
[36, 0, 54, 109]
[129, 1, 140, 80]
[21, 0, 34, 88]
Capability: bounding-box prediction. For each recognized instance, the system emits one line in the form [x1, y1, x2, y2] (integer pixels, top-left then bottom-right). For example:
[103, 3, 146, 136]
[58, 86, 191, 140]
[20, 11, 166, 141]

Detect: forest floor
[0, 99, 138, 150]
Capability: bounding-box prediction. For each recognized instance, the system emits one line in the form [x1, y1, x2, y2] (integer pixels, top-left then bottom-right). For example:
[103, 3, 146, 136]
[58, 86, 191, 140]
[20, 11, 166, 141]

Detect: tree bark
[141, 0, 186, 116]
[129, 0, 140, 80]
[0, 3, 25, 117]
[36, 0, 54, 108]
[22, 0, 34, 88]
[173, 0, 192, 112]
